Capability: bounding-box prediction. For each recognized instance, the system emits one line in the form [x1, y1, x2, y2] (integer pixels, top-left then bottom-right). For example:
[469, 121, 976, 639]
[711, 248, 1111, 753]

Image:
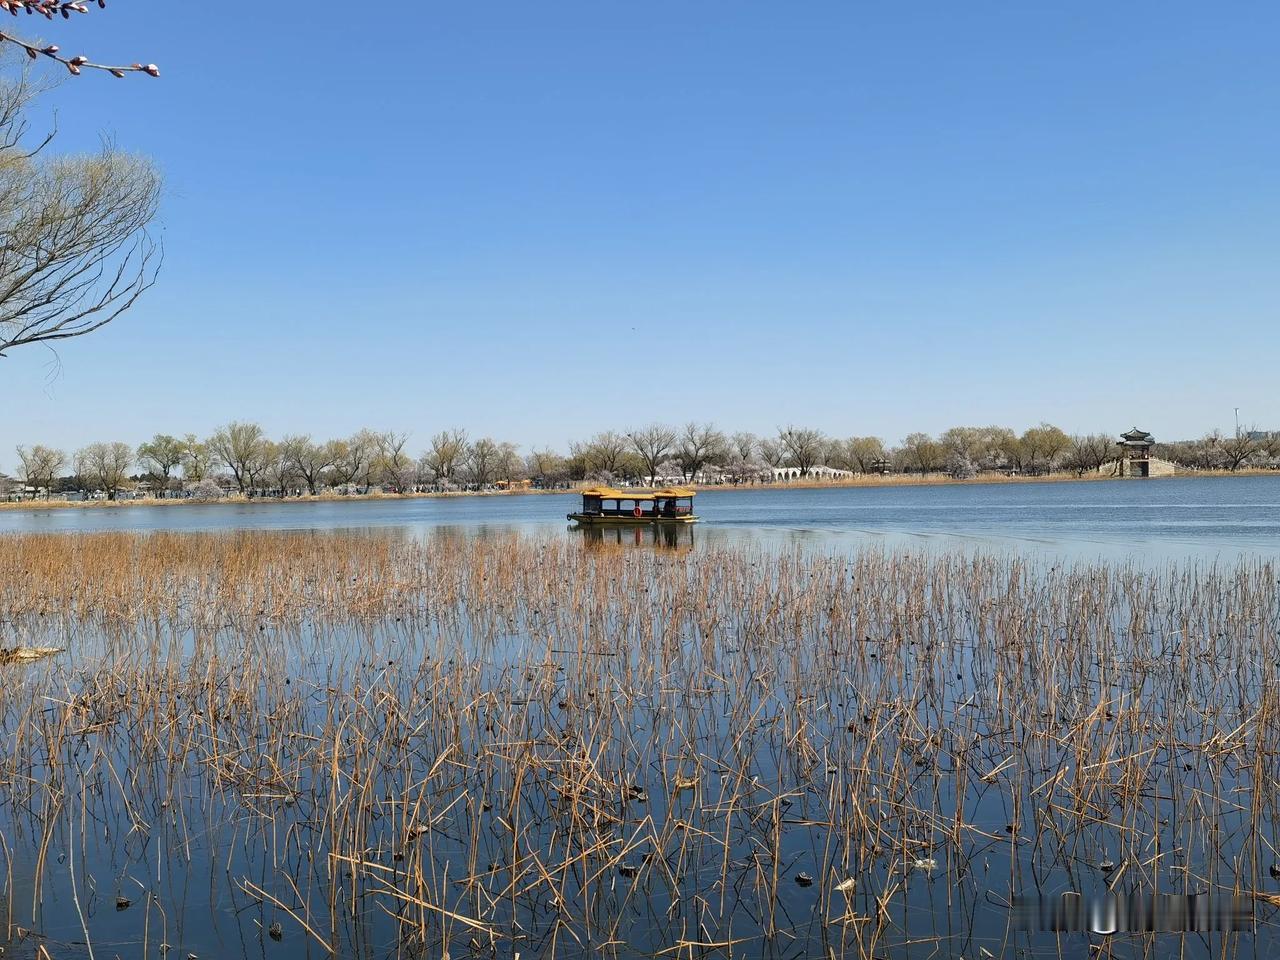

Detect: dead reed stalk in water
[0, 531, 1275, 957]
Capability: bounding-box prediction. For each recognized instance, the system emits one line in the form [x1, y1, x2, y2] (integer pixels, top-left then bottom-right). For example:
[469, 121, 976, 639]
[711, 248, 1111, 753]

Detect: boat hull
[567, 513, 698, 525]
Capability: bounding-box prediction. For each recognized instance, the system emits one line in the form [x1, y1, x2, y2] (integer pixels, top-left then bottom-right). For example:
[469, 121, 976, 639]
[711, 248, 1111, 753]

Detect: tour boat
[567, 486, 698, 525]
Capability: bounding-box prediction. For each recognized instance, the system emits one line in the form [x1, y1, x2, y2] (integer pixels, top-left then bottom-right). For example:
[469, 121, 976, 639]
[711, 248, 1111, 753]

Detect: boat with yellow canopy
[567, 486, 698, 525]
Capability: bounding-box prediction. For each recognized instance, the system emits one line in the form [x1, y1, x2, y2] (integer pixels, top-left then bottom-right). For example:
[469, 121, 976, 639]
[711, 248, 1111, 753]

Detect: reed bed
[0, 530, 1278, 959]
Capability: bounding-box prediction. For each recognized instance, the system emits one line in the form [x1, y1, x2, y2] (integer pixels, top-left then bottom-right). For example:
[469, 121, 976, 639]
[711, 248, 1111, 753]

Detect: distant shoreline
[2, 467, 1275, 514]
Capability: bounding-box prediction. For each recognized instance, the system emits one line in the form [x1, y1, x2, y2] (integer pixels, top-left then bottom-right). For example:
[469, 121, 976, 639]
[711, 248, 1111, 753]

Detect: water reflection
[1, 477, 1279, 563]
[570, 522, 695, 550]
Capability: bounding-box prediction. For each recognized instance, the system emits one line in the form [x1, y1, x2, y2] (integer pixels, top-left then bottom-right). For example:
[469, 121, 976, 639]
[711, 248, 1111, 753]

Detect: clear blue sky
[7, 2, 1279, 463]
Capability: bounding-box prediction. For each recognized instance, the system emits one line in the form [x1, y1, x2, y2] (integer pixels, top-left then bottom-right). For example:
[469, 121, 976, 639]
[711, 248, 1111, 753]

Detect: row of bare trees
[10, 426, 524, 499]
[156, 425, 525, 496]
[573, 423, 1096, 482]
[1154, 431, 1280, 473]
[9, 422, 1278, 500]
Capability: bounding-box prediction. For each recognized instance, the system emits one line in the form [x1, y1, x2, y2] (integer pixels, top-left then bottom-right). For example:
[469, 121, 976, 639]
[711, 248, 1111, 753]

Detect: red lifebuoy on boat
[633, 505, 643, 518]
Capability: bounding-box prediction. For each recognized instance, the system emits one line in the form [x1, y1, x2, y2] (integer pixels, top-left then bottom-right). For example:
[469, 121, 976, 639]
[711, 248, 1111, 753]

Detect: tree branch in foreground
[0, 1, 157, 78]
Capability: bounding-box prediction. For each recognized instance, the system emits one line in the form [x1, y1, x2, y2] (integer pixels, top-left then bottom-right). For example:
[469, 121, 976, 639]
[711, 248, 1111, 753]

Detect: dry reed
[0, 531, 1276, 958]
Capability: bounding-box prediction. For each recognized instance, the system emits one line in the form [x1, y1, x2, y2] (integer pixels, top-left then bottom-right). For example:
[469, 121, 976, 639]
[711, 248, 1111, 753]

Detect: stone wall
[1098, 457, 1177, 478]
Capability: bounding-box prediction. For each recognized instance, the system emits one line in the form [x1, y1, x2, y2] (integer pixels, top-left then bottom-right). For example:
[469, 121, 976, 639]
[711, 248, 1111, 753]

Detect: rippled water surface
[2, 475, 1279, 562]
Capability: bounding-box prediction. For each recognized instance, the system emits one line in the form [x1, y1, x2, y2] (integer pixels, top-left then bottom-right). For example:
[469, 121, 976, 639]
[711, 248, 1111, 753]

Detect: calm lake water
[2, 475, 1278, 562]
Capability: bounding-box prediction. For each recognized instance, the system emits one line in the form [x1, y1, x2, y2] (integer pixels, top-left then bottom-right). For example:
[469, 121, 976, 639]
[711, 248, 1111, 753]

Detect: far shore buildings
[1113, 427, 1175, 477]
[769, 465, 854, 482]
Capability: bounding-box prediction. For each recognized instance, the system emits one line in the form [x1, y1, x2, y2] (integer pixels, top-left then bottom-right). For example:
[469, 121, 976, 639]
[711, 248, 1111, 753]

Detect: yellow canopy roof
[580, 486, 695, 499]
[580, 486, 646, 499]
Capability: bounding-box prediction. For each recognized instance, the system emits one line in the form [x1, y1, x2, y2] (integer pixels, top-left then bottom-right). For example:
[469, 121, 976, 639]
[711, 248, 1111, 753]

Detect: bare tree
[778, 426, 827, 476]
[828, 438, 855, 472]
[758, 438, 786, 469]
[259, 440, 297, 496]
[413, 453, 433, 489]
[939, 427, 983, 461]
[422, 428, 468, 484]
[722, 431, 760, 482]
[572, 431, 628, 480]
[628, 424, 677, 484]
[281, 434, 337, 496]
[324, 428, 380, 491]
[975, 426, 1015, 470]
[830, 435, 886, 473]
[180, 434, 211, 482]
[849, 436, 886, 473]
[902, 432, 944, 473]
[999, 432, 1027, 473]
[676, 421, 726, 482]
[0, 72, 161, 359]
[375, 430, 413, 492]
[1021, 423, 1070, 475]
[347, 428, 383, 492]
[496, 441, 522, 483]
[15, 442, 63, 496]
[525, 448, 565, 487]
[327, 433, 366, 489]
[466, 437, 499, 487]
[590, 430, 628, 476]
[1064, 433, 1113, 476]
[208, 421, 266, 494]
[74, 440, 131, 499]
[1262, 432, 1280, 462]
[136, 433, 183, 491]
[1221, 430, 1260, 471]
[1167, 432, 1229, 471]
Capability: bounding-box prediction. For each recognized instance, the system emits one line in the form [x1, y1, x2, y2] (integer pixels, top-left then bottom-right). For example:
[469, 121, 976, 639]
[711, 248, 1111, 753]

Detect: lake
[2, 475, 1278, 563]
[4, 479, 1280, 959]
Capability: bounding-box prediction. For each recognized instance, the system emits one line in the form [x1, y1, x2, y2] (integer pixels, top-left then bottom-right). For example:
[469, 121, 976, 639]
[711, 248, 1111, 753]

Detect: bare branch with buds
[0, 0, 157, 78]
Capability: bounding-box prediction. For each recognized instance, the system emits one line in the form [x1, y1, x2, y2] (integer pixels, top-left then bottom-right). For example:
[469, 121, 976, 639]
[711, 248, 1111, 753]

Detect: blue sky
[6, 2, 1278, 463]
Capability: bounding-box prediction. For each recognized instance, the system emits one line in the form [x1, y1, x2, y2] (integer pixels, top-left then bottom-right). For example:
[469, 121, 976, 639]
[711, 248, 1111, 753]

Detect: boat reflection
[571, 522, 694, 550]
